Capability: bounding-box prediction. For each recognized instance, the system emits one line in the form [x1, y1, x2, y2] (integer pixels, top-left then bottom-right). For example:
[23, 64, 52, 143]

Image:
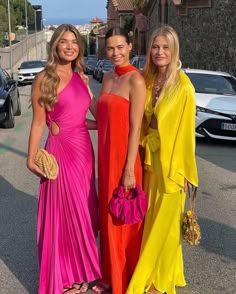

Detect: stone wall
[146, 0, 161, 47]
[167, 0, 236, 75]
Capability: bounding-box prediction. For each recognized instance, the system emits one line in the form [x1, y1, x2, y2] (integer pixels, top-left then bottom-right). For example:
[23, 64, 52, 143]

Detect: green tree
[0, 4, 8, 47]
[0, 0, 36, 47]
[132, 0, 145, 9]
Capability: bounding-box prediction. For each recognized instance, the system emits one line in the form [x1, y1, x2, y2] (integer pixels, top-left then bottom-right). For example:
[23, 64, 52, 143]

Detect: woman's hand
[121, 168, 136, 191]
[27, 158, 47, 179]
[184, 179, 192, 193]
[86, 118, 97, 130]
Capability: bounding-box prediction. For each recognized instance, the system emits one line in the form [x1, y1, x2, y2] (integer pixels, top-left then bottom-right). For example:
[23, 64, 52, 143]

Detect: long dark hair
[105, 27, 130, 45]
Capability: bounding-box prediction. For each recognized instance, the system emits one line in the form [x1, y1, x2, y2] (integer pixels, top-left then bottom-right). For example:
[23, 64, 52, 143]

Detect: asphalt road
[0, 77, 235, 294]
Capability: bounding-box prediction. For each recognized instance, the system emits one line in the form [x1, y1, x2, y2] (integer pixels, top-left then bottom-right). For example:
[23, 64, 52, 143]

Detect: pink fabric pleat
[37, 73, 101, 294]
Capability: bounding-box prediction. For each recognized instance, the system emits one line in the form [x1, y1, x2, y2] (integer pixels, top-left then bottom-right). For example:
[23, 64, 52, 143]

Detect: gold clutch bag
[182, 187, 201, 246]
[34, 149, 59, 180]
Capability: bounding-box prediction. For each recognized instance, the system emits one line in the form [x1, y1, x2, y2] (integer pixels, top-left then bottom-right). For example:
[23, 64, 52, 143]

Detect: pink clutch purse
[109, 185, 148, 224]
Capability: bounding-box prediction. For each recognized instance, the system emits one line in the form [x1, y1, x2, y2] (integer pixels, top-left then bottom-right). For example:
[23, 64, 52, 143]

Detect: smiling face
[56, 31, 80, 63]
[105, 35, 132, 67]
[151, 35, 172, 70]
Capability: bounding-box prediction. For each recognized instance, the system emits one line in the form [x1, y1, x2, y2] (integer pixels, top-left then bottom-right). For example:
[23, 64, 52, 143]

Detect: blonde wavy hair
[39, 24, 84, 110]
[143, 25, 182, 95]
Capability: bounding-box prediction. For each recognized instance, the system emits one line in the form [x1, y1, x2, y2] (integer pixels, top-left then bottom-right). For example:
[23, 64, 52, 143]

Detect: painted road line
[0, 138, 14, 154]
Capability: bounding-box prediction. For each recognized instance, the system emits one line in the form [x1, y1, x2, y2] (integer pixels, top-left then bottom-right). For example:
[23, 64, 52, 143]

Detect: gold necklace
[153, 79, 165, 100]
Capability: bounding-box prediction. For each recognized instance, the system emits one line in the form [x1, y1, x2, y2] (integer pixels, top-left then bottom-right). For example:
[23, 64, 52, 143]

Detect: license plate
[221, 123, 236, 130]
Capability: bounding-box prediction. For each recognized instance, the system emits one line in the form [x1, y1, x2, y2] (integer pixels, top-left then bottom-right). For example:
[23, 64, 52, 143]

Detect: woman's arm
[122, 72, 146, 189]
[89, 96, 97, 119]
[26, 73, 47, 178]
[79, 71, 98, 119]
[86, 118, 97, 130]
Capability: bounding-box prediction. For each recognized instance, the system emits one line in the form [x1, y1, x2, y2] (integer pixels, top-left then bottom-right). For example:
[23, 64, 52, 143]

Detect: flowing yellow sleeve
[168, 83, 198, 188]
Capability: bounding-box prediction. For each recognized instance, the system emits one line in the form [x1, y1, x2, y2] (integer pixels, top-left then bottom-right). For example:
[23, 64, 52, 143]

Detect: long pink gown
[37, 72, 101, 294]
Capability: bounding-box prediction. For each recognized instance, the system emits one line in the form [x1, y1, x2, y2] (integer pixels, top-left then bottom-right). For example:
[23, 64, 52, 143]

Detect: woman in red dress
[89, 27, 146, 294]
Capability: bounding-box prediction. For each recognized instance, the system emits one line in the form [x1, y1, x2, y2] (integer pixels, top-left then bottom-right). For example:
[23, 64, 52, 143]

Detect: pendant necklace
[153, 78, 166, 101]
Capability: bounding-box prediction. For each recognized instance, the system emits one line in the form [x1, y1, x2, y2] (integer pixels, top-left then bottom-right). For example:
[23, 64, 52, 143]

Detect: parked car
[0, 66, 21, 128]
[17, 59, 46, 85]
[183, 68, 236, 141]
[84, 59, 97, 75]
[87, 54, 97, 61]
[97, 59, 114, 83]
[93, 59, 103, 80]
[130, 55, 146, 71]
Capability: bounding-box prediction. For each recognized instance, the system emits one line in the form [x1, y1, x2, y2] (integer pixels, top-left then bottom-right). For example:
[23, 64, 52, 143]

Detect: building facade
[106, 0, 134, 29]
[134, 0, 236, 75]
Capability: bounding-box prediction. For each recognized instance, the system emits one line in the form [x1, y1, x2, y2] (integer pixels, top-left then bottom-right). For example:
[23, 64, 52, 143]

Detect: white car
[17, 60, 47, 85]
[183, 69, 236, 141]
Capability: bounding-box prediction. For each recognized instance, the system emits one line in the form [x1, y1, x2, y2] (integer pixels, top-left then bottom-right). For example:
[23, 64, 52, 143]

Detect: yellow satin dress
[126, 71, 198, 294]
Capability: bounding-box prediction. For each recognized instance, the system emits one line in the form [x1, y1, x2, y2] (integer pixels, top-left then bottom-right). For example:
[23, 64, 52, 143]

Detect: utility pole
[25, 0, 29, 60]
[7, 0, 13, 77]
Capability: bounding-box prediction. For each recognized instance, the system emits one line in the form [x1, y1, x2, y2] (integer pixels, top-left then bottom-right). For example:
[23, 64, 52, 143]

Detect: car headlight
[196, 106, 220, 115]
[0, 99, 6, 107]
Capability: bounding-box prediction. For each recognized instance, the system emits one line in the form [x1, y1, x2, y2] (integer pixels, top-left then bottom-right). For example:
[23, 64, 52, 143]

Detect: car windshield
[186, 73, 236, 95]
[138, 59, 146, 70]
[103, 61, 113, 68]
[87, 60, 97, 65]
[41, 60, 47, 66]
[103, 65, 113, 70]
[20, 61, 44, 69]
[87, 55, 97, 59]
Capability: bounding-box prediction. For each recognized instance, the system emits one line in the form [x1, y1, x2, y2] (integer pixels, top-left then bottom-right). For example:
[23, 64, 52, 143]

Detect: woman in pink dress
[27, 24, 101, 294]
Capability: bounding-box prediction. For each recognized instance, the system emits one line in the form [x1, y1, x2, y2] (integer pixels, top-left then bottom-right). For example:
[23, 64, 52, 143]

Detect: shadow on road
[0, 176, 38, 293]
[198, 216, 236, 261]
[0, 143, 28, 158]
[196, 138, 236, 173]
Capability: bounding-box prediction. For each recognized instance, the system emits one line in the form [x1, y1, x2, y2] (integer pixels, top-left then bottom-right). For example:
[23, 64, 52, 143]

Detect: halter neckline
[114, 64, 139, 76]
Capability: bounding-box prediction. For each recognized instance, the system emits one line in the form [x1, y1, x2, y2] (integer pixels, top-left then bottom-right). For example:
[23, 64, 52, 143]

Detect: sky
[30, 0, 107, 25]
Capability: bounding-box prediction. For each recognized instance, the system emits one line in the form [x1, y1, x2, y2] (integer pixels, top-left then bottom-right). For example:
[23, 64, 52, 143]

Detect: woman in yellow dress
[126, 26, 198, 294]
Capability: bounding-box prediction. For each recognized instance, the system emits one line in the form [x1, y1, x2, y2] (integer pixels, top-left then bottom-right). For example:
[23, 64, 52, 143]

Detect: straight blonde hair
[143, 25, 182, 95]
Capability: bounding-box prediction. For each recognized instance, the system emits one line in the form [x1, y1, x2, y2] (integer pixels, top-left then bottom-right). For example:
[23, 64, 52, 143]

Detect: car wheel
[3, 101, 15, 129]
[15, 90, 21, 116]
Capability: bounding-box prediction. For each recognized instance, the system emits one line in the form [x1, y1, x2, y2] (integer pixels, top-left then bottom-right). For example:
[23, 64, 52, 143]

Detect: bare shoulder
[130, 70, 145, 87]
[103, 69, 115, 82]
[31, 70, 47, 102]
[32, 70, 46, 89]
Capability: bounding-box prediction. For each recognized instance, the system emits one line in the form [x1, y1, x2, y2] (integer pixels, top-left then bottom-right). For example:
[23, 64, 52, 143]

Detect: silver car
[17, 60, 47, 85]
[183, 68, 236, 141]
